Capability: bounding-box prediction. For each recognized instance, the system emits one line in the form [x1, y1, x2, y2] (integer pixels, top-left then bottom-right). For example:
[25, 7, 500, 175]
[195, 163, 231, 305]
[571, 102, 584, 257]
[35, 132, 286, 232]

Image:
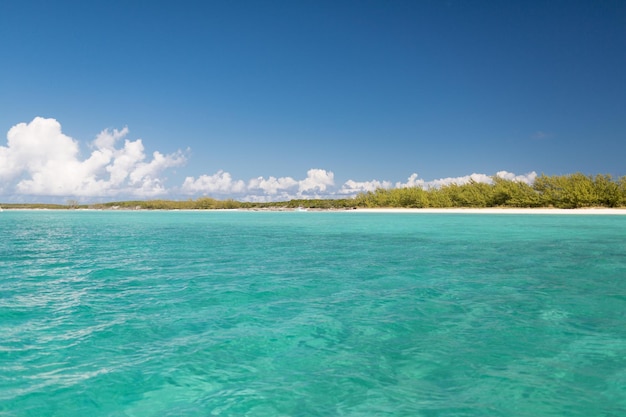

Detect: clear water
[1, 211, 625, 416]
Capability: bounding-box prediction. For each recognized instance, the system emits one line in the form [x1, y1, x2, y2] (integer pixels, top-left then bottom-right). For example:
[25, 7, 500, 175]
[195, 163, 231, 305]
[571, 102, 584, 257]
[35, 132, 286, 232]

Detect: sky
[1, 0, 625, 202]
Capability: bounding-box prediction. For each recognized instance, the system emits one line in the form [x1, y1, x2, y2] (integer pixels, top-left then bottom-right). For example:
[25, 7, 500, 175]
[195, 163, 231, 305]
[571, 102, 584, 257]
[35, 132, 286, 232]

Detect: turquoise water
[1, 211, 625, 416]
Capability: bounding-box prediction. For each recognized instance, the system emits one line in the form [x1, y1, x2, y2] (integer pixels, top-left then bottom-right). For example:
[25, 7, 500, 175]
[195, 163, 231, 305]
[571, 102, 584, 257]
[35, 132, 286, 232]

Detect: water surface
[1, 211, 625, 416]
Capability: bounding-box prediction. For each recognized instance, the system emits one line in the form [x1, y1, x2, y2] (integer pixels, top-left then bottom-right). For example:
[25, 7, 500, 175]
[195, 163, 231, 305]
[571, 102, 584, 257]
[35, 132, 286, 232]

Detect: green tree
[441, 181, 493, 207]
[563, 173, 597, 208]
[533, 174, 566, 207]
[618, 176, 626, 207]
[593, 174, 620, 207]
[492, 177, 541, 207]
[534, 173, 601, 208]
[426, 187, 453, 208]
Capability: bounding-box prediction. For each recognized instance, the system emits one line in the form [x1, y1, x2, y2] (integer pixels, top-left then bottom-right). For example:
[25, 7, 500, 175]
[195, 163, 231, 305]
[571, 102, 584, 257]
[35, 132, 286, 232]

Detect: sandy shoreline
[349, 208, 626, 215]
[2, 207, 625, 215]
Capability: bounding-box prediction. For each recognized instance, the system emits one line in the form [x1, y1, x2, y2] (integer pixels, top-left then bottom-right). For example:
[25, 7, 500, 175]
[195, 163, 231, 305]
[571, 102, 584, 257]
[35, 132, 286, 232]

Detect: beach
[350, 207, 626, 214]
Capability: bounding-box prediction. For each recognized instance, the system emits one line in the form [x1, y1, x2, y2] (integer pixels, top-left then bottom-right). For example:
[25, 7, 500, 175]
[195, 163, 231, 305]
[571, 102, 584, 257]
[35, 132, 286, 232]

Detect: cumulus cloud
[339, 173, 491, 193]
[339, 178, 392, 194]
[339, 171, 538, 195]
[425, 172, 494, 188]
[298, 169, 334, 193]
[495, 170, 537, 184]
[181, 170, 246, 194]
[248, 175, 298, 195]
[182, 169, 538, 200]
[0, 117, 185, 197]
[181, 168, 335, 199]
[395, 173, 425, 189]
[423, 171, 538, 188]
[1, 117, 540, 203]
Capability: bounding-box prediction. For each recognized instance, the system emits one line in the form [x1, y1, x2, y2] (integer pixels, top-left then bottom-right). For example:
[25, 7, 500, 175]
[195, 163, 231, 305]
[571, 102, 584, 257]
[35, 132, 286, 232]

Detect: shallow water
[1, 211, 625, 416]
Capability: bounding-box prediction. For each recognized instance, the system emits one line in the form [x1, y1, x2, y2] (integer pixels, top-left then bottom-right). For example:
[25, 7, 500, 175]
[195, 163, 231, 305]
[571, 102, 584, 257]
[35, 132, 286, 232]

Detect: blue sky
[1, 0, 625, 202]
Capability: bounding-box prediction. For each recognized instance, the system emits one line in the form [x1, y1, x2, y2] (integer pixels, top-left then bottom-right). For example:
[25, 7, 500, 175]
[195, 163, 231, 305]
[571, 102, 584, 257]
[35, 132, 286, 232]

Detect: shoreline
[349, 207, 626, 215]
[2, 207, 626, 215]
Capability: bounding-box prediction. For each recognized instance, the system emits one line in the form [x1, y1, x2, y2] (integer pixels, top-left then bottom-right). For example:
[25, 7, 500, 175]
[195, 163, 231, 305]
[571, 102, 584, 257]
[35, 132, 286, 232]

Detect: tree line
[353, 173, 626, 209]
[2, 173, 625, 210]
[89, 197, 358, 210]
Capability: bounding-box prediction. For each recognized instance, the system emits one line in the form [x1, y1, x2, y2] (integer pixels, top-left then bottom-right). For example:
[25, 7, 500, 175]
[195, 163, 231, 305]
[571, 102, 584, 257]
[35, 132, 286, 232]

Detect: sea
[1, 210, 625, 416]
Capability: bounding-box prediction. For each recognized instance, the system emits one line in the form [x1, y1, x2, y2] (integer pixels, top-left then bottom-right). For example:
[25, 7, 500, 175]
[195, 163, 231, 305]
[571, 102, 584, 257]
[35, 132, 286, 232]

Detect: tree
[593, 174, 620, 207]
[492, 177, 541, 207]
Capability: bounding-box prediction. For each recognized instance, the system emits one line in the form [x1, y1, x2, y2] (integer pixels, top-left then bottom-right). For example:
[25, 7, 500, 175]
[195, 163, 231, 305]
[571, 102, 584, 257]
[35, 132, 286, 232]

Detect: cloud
[181, 168, 335, 199]
[248, 175, 298, 195]
[181, 170, 246, 194]
[395, 173, 425, 189]
[298, 169, 334, 193]
[0, 117, 185, 197]
[425, 172, 494, 188]
[495, 170, 537, 184]
[180, 169, 538, 200]
[412, 171, 537, 188]
[1, 117, 540, 203]
[339, 178, 392, 194]
[339, 171, 538, 195]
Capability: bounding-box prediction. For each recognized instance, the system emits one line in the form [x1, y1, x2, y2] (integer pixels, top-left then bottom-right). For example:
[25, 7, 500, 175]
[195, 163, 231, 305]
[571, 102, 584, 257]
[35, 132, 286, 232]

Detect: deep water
[1, 211, 625, 416]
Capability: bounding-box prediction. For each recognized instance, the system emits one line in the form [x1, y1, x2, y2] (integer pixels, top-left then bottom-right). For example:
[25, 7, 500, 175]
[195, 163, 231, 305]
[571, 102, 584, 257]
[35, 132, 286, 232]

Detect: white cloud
[1, 117, 541, 203]
[0, 117, 185, 197]
[339, 178, 392, 194]
[94, 126, 128, 150]
[248, 175, 298, 195]
[181, 170, 246, 194]
[425, 172, 494, 188]
[395, 173, 425, 189]
[181, 168, 335, 199]
[340, 173, 496, 195]
[338, 171, 538, 196]
[495, 170, 537, 184]
[298, 169, 334, 194]
[408, 171, 538, 188]
[1, 117, 77, 183]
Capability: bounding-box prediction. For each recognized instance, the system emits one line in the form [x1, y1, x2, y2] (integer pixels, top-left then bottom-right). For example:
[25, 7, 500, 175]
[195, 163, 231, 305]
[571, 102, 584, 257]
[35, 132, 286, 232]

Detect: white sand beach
[350, 208, 626, 215]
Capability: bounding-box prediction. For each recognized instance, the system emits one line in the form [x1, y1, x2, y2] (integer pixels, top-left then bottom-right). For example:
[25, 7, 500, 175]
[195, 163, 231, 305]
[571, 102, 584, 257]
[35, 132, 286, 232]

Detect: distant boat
[296, 207, 308, 212]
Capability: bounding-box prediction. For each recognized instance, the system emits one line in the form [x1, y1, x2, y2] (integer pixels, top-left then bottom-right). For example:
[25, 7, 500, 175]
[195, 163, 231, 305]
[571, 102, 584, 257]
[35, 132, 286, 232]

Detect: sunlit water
[1, 211, 625, 416]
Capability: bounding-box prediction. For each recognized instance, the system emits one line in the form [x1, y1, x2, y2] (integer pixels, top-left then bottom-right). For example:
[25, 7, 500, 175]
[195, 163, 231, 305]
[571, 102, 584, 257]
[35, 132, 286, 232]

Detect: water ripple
[1, 211, 625, 416]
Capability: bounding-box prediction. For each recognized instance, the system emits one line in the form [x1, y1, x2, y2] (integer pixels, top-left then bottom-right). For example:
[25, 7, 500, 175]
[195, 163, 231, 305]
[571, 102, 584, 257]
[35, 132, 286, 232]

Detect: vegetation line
[2, 173, 626, 210]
